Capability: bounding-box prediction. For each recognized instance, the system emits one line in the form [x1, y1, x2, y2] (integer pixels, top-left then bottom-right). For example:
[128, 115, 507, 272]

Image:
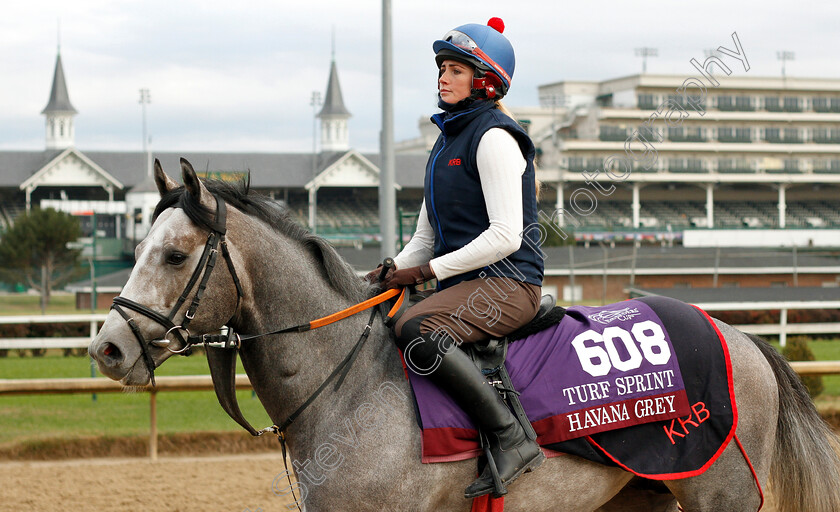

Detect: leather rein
[109, 192, 401, 434]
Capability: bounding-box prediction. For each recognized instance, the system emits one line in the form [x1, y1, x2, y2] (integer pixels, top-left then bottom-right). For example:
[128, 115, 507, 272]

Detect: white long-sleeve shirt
[393, 127, 526, 282]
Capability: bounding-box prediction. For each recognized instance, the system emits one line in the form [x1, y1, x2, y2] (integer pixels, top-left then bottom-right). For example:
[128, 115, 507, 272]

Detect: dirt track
[0, 453, 297, 512]
[0, 452, 787, 512]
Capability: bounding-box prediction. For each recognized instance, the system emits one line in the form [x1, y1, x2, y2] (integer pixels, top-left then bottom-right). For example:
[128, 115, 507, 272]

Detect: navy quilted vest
[425, 100, 544, 289]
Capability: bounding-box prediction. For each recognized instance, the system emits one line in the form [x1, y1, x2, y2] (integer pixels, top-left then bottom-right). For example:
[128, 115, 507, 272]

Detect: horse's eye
[166, 252, 187, 265]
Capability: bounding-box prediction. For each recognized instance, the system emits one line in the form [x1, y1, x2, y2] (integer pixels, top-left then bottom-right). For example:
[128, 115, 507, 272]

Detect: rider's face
[438, 59, 473, 104]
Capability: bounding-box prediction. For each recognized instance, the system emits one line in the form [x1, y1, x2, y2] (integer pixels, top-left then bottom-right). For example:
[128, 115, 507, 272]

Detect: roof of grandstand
[0, 149, 429, 189]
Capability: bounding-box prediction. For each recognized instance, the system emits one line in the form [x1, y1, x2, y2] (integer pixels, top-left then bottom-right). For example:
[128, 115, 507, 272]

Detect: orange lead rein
[308, 288, 401, 330]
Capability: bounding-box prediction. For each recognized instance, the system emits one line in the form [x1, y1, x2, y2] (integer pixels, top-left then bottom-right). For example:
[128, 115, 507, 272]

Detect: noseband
[110, 193, 244, 386]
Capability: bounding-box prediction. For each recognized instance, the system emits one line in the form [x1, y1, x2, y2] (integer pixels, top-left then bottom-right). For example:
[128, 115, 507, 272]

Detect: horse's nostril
[103, 342, 121, 360]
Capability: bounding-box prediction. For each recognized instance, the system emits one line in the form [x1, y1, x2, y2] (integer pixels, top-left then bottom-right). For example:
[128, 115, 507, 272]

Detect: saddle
[389, 290, 564, 472]
[462, 294, 563, 447]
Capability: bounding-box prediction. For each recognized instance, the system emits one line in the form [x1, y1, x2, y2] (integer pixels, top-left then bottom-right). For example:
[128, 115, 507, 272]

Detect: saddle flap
[465, 338, 508, 372]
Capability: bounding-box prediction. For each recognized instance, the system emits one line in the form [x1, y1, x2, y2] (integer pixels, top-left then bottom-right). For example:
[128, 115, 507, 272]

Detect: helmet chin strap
[472, 76, 496, 100]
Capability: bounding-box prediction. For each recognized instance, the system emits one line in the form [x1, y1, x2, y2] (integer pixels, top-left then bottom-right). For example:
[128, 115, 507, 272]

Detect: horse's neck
[244, 319, 408, 458]
[230, 226, 408, 454]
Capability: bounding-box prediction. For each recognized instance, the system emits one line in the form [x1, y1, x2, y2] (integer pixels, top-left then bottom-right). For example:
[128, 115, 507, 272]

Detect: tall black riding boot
[397, 319, 545, 499]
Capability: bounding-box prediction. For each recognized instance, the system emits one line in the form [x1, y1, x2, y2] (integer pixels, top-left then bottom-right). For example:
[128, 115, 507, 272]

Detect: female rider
[368, 18, 545, 499]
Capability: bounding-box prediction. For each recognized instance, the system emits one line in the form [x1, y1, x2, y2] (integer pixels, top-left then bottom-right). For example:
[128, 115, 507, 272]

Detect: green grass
[1, 331, 839, 448]
[0, 352, 270, 445]
[0, 292, 110, 315]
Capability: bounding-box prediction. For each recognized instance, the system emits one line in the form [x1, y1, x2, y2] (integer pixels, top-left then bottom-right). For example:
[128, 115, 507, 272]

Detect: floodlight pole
[139, 89, 151, 177]
[634, 47, 658, 74]
[777, 51, 795, 79]
[380, 0, 397, 260]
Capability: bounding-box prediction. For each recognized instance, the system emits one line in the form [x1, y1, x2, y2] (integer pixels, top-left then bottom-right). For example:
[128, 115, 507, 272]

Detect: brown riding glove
[382, 263, 434, 290]
[364, 264, 394, 285]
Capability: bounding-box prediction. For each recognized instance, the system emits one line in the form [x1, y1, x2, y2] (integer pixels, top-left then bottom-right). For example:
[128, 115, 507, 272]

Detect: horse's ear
[180, 158, 215, 208]
[154, 159, 180, 197]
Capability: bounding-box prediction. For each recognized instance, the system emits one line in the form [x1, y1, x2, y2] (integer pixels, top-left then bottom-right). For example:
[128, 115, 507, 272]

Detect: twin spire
[318, 56, 352, 152]
[42, 51, 76, 150]
[39, 37, 351, 153]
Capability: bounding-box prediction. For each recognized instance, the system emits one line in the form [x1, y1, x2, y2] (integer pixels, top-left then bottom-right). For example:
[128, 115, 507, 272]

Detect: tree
[782, 336, 824, 398]
[0, 208, 83, 313]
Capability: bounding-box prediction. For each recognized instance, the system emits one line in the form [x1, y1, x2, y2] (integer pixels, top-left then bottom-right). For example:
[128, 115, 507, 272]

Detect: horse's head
[89, 158, 244, 386]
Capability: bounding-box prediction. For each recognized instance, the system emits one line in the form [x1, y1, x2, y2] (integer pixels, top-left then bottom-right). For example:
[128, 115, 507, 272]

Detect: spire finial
[331, 26, 336, 61]
[57, 18, 61, 54]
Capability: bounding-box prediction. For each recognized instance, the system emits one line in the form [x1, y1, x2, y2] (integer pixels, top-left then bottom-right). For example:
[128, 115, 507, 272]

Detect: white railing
[0, 314, 108, 350]
[0, 375, 254, 461]
[695, 300, 840, 346]
[2, 306, 840, 349]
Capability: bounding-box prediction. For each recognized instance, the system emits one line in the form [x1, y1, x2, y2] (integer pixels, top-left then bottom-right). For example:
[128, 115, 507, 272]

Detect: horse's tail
[748, 333, 840, 512]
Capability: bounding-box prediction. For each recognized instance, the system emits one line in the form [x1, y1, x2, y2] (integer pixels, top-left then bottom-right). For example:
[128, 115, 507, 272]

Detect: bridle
[108, 189, 402, 425]
[110, 193, 244, 387]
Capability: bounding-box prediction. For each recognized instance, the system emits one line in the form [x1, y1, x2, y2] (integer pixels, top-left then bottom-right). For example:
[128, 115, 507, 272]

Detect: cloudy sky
[1, 0, 838, 154]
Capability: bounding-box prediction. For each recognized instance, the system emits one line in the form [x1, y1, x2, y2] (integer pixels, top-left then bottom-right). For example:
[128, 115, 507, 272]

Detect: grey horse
[90, 159, 840, 512]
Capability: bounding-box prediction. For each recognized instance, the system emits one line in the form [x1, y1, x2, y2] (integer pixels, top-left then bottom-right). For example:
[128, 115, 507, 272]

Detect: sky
[1, 0, 838, 154]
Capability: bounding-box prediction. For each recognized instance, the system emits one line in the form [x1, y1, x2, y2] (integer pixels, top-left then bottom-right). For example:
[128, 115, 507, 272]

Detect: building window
[734, 96, 754, 111]
[599, 125, 629, 141]
[783, 96, 802, 112]
[717, 96, 756, 111]
[764, 96, 782, 112]
[669, 126, 704, 142]
[637, 94, 657, 110]
[669, 158, 705, 173]
[783, 159, 801, 172]
[764, 127, 781, 143]
[717, 158, 751, 173]
[670, 92, 705, 111]
[783, 127, 802, 143]
[813, 97, 831, 112]
[667, 94, 693, 110]
[813, 159, 840, 173]
[832, 98, 840, 113]
[735, 128, 751, 142]
[668, 127, 685, 141]
[717, 95, 734, 111]
[813, 127, 840, 143]
[567, 157, 586, 172]
[718, 127, 751, 143]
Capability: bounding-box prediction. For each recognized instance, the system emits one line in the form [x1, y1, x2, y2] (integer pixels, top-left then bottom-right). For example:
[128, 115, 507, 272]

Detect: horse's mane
[152, 179, 371, 303]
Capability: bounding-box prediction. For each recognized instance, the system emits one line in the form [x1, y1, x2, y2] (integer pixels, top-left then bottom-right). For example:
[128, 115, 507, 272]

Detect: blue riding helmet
[433, 17, 515, 98]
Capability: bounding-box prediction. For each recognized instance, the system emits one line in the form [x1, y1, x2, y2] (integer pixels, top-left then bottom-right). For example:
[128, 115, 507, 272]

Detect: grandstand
[3, 50, 840, 267]
[391, 73, 840, 248]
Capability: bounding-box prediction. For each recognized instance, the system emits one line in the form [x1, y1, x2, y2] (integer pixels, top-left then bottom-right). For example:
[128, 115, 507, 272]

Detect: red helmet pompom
[487, 17, 505, 34]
